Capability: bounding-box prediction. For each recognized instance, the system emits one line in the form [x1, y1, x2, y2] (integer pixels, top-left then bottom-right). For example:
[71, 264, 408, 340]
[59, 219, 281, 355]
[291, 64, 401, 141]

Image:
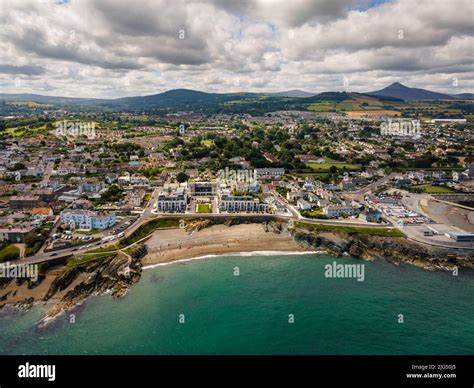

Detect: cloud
[0, 64, 45, 76]
[0, 0, 471, 97]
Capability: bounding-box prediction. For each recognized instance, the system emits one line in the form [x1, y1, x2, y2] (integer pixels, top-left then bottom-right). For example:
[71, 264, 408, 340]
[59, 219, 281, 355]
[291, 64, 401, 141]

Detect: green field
[295, 222, 405, 237]
[0, 244, 20, 262]
[67, 252, 115, 267]
[307, 95, 385, 112]
[417, 185, 457, 193]
[197, 203, 212, 213]
[75, 229, 102, 235]
[300, 209, 326, 219]
[307, 101, 336, 112]
[4, 124, 47, 137]
[335, 101, 359, 111]
[306, 163, 360, 171]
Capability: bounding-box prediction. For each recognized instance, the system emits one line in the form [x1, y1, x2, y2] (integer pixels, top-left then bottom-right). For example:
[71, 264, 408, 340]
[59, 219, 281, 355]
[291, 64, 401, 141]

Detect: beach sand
[142, 223, 307, 266]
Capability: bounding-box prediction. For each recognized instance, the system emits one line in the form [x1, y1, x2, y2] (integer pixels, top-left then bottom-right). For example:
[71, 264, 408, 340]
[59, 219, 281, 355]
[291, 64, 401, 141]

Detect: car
[49, 253, 58, 256]
[71, 248, 78, 251]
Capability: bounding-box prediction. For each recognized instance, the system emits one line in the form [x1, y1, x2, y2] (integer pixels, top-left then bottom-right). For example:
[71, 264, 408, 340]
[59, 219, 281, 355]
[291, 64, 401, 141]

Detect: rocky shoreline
[290, 228, 474, 271]
[0, 244, 147, 323]
[0, 220, 472, 322]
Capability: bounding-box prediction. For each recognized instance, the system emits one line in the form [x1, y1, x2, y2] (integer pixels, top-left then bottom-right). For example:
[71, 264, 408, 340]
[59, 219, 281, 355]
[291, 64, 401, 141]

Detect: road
[349, 172, 398, 198]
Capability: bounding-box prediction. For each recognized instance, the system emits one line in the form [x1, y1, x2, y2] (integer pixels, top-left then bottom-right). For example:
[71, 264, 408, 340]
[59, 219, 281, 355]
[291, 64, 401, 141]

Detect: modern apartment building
[189, 182, 217, 197]
[9, 195, 41, 209]
[60, 210, 116, 230]
[156, 186, 187, 213]
[218, 190, 269, 213]
[255, 168, 285, 180]
[323, 205, 357, 218]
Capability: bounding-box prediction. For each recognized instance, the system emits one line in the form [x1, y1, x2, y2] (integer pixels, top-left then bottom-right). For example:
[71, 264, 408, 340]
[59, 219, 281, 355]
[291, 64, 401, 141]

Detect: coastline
[143, 250, 325, 269]
[141, 223, 309, 266]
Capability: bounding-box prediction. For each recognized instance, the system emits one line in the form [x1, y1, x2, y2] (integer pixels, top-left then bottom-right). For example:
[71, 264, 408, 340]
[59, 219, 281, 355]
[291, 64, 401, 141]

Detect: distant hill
[0, 93, 109, 105]
[1, 84, 471, 114]
[301, 91, 350, 103]
[450, 93, 474, 100]
[109, 88, 228, 108]
[367, 82, 454, 101]
[269, 90, 316, 98]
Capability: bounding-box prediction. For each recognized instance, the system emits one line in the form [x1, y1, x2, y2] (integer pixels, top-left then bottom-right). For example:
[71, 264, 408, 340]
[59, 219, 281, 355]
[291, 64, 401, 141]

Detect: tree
[11, 162, 26, 171]
[177, 172, 189, 183]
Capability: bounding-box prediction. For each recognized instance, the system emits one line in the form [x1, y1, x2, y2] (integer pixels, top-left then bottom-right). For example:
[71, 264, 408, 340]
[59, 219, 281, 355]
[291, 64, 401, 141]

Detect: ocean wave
[143, 250, 327, 269]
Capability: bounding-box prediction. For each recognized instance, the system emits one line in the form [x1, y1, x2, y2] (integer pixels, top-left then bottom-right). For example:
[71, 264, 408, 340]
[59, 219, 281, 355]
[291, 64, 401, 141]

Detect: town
[1, 103, 473, 266]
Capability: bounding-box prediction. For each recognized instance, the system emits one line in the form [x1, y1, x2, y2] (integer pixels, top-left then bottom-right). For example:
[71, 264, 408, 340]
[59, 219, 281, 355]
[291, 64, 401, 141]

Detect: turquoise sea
[0, 253, 473, 355]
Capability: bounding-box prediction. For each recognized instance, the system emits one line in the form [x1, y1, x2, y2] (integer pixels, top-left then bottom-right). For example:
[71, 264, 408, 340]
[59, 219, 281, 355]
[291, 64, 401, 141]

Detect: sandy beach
[143, 223, 307, 265]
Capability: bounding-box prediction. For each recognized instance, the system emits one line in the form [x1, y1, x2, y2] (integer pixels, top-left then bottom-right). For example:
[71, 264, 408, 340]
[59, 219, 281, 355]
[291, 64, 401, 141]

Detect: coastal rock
[42, 252, 143, 322]
[185, 219, 214, 233]
[44, 266, 82, 301]
[291, 230, 347, 255]
[13, 297, 34, 312]
[265, 221, 282, 234]
[292, 227, 474, 271]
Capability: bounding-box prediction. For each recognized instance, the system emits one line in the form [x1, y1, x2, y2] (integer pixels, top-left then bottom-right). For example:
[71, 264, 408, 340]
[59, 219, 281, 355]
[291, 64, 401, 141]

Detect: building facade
[156, 187, 187, 213]
[323, 205, 356, 218]
[60, 210, 116, 230]
[219, 191, 269, 213]
[189, 182, 217, 197]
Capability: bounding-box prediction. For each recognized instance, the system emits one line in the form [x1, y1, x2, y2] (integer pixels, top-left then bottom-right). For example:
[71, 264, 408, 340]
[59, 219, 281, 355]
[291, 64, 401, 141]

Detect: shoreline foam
[143, 250, 327, 269]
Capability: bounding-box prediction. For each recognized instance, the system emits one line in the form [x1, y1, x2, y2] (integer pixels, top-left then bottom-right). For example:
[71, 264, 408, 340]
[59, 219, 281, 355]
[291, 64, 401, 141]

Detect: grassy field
[4, 124, 47, 137]
[307, 101, 336, 112]
[0, 244, 20, 262]
[295, 222, 405, 237]
[300, 209, 326, 219]
[346, 110, 401, 117]
[197, 203, 212, 213]
[75, 229, 102, 235]
[306, 163, 360, 171]
[142, 192, 152, 204]
[417, 185, 457, 193]
[307, 95, 388, 113]
[67, 252, 115, 267]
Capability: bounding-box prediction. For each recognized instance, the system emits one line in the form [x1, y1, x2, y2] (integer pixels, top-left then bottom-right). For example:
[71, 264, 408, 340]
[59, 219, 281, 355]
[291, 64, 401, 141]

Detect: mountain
[269, 90, 316, 98]
[0, 93, 110, 105]
[367, 82, 453, 100]
[0, 89, 256, 109]
[1, 84, 471, 113]
[450, 93, 474, 100]
[109, 89, 227, 108]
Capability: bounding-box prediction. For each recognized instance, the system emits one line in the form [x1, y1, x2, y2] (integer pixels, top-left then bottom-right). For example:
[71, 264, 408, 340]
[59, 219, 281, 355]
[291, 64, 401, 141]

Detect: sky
[0, 0, 472, 98]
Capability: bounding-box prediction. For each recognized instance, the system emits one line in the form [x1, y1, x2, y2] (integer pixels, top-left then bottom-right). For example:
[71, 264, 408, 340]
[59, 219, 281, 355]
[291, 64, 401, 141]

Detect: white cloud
[0, 0, 472, 97]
